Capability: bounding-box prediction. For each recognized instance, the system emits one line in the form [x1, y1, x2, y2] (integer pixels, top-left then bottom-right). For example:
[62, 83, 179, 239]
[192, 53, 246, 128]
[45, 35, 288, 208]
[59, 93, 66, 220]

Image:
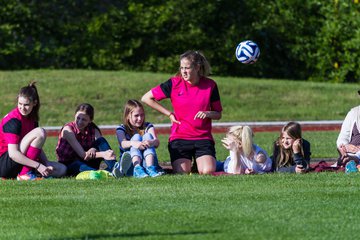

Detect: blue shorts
[168, 139, 216, 163]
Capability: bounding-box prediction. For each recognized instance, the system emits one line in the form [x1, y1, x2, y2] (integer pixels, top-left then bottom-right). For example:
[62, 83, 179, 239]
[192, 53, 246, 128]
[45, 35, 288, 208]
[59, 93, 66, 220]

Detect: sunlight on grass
[1, 173, 360, 239]
[0, 70, 354, 240]
[0, 70, 359, 125]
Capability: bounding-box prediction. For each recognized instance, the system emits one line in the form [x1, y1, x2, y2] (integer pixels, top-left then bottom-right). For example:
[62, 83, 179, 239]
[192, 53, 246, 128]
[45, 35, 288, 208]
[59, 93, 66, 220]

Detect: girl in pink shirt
[142, 50, 222, 175]
[0, 82, 66, 180]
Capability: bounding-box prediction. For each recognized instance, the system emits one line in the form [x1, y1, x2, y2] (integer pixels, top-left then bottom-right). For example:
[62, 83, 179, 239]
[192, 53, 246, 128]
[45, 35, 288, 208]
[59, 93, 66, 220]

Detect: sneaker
[146, 165, 161, 177]
[345, 160, 358, 174]
[17, 172, 42, 181]
[120, 152, 132, 176]
[112, 152, 132, 178]
[111, 162, 122, 178]
[156, 166, 166, 176]
[133, 165, 149, 178]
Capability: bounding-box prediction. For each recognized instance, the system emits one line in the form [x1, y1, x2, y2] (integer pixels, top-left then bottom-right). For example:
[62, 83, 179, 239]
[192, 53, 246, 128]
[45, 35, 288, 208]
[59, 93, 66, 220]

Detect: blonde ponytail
[241, 126, 254, 157]
[228, 125, 254, 157]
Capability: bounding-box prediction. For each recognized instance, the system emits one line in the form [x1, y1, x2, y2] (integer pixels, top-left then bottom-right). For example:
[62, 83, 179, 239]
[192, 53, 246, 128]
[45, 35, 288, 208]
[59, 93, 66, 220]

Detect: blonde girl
[271, 122, 311, 173]
[217, 125, 272, 174]
[116, 99, 164, 178]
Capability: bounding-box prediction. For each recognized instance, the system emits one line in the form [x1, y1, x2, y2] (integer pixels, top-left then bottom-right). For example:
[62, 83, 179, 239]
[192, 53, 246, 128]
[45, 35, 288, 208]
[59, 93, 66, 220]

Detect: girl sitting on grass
[336, 93, 360, 167]
[216, 125, 272, 174]
[56, 103, 118, 177]
[0, 82, 66, 180]
[116, 99, 164, 178]
[271, 121, 311, 173]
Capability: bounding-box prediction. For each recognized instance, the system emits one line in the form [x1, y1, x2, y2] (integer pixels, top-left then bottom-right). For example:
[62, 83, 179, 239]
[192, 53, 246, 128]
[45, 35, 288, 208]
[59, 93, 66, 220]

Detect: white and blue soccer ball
[235, 40, 260, 64]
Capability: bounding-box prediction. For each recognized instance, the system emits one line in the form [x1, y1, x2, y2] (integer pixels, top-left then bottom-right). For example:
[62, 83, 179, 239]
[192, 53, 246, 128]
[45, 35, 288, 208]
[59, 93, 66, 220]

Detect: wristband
[168, 112, 174, 117]
[36, 162, 41, 169]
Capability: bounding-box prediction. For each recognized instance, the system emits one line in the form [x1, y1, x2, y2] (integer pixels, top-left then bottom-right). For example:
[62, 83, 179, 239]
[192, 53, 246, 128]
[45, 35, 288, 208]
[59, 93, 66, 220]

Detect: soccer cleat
[145, 165, 161, 177]
[133, 165, 149, 178]
[17, 172, 42, 181]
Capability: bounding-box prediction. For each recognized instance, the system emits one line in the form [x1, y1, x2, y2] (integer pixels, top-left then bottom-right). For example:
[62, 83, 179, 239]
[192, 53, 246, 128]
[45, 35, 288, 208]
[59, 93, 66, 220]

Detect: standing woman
[142, 50, 222, 174]
[0, 82, 67, 180]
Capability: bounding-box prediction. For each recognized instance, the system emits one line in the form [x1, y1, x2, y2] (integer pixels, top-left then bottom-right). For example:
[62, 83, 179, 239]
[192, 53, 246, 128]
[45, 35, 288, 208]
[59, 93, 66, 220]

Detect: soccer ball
[235, 40, 260, 64]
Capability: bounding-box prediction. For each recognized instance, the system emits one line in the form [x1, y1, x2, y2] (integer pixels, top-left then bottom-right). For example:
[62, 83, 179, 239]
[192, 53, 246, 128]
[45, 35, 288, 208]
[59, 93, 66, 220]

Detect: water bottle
[345, 160, 358, 174]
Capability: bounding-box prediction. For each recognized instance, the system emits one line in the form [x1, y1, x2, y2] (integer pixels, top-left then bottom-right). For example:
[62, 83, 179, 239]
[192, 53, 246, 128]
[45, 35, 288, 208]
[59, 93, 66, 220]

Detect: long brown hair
[122, 99, 145, 136]
[274, 122, 304, 168]
[18, 81, 40, 121]
[176, 50, 211, 77]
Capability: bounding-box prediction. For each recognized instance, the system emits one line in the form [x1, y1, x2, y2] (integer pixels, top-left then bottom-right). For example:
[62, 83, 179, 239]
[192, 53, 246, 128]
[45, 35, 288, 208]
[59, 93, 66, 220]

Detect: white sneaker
[112, 162, 122, 178]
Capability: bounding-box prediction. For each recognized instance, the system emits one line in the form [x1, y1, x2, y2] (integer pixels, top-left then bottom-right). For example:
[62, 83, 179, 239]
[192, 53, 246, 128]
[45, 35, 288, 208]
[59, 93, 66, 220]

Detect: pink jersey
[0, 108, 38, 156]
[151, 76, 222, 142]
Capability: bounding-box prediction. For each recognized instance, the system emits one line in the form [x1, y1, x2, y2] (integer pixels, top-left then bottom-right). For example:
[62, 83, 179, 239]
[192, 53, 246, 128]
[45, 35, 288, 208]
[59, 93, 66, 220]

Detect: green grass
[0, 70, 351, 159]
[0, 70, 358, 126]
[0, 70, 355, 239]
[1, 173, 360, 239]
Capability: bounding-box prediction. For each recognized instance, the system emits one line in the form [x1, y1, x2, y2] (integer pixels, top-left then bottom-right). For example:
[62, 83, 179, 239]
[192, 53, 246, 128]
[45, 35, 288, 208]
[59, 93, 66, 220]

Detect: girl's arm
[254, 147, 272, 172]
[229, 150, 243, 174]
[8, 144, 53, 176]
[8, 144, 42, 168]
[293, 139, 308, 168]
[142, 90, 180, 124]
[222, 137, 243, 174]
[255, 152, 266, 163]
[61, 126, 87, 160]
[194, 111, 222, 120]
[143, 126, 160, 148]
[195, 84, 222, 120]
[93, 128, 115, 160]
[116, 129, 144, 150]
[337, 109, 355, 147]
[141, 90, 171, 116]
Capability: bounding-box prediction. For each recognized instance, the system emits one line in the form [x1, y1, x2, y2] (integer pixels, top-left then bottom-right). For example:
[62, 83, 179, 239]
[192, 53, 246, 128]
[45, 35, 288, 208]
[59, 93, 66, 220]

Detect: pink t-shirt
[0, 108, 38, 156]
[151, 76, 222, 142]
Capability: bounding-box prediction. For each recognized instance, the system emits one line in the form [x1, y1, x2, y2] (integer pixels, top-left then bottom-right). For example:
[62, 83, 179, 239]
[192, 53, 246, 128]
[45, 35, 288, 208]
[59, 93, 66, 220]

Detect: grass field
[0, 70, 358, 239]
[0, 70, 359, 126]
[2, 173, 360, 239]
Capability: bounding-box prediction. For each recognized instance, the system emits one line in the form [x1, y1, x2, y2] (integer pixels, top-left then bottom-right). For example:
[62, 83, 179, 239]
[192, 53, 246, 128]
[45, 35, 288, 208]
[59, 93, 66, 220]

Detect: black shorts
[0, 152, 22, 179]
[168, 139, 216, 163]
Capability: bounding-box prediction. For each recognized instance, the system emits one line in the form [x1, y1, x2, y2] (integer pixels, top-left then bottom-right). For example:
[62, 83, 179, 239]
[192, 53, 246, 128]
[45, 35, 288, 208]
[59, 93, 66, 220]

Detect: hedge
[0, 0, 359, 82]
